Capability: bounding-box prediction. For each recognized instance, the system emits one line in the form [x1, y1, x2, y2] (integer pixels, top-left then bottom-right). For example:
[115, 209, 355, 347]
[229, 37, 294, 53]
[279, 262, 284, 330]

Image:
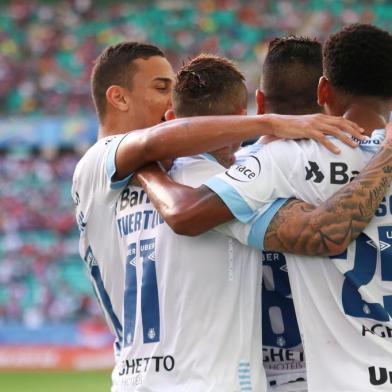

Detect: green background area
[0, 370, 112, 392]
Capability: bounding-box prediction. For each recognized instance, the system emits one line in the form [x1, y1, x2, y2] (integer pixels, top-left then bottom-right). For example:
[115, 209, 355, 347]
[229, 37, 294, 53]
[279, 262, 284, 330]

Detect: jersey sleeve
[106, 133, 135, 189]
[72, 136, 126, 227]
[214, 198, 288, 251]
[170, 153, 285, 250]
[204, 140, 298, 224]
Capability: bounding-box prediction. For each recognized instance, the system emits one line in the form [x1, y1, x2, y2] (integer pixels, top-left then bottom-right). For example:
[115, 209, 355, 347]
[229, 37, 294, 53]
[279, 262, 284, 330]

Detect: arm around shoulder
[136, 163, 234, 236]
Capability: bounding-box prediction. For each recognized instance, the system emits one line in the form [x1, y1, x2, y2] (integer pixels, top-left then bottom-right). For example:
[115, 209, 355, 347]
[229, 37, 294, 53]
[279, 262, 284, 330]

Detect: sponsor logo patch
[225, 156, 261, 182]
[305, 161, 324, 183]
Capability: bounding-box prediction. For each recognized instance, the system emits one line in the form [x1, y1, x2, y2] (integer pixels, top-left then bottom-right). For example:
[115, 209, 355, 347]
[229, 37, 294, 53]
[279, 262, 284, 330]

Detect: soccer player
[258, 36, 323, 392]
[113, 53, 267, 391]
[136, 24, 392, 391]
[72, 41, 363, 391]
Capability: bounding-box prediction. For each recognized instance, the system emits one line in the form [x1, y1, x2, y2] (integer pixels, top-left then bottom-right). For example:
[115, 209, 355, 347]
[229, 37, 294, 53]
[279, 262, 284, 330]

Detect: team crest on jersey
[126, 333, 133, 345]
[147, 328, 156, 340]
[363, 304, 371, 315]
[276, 336, 286, 347]
[225, 155, 261, 182]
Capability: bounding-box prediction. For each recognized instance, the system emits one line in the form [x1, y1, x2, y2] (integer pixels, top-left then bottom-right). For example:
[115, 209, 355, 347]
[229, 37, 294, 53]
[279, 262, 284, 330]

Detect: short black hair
[262, 36, 322, 115]
[91, 42, 164, 121]
[324, 24, 392, 98]
[173, 54, 247, 117]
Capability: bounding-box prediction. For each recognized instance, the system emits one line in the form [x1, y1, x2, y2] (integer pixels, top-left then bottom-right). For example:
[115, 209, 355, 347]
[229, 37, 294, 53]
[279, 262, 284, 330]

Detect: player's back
[113, 154, 265, 391]
[206, 130, 391, 391]
[265, 132, 392, 391]
[237, 145, 307, 389]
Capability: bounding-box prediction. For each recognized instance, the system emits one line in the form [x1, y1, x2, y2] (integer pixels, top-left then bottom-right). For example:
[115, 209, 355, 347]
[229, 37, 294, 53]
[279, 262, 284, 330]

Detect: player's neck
[97, 115, 141, 139]
[341, 100, 390, 136]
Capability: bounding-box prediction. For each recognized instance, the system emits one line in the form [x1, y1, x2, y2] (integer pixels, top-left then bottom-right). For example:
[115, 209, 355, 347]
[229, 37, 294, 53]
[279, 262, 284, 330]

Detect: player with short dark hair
[114, 53, 270, 390]
[173, 54, 248, 117]
[258, 36, 323, 392]
[91, 42, 165, 122]
[258, 36, 322, 115]
[323, 24, 392, 99]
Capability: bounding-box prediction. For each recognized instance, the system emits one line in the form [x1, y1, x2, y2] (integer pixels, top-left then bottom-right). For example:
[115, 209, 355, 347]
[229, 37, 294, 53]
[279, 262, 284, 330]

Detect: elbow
[163, 208, 204, 237]
[321, 242, 349, 257]
[306, 234, 350, 257]
[171, 221, 201, 236]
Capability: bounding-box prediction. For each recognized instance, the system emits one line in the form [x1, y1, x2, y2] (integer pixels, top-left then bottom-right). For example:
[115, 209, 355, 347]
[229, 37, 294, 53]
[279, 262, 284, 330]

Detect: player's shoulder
[76, 136, 121, 170]
[170, 154, 225, 186]
[171, 154, 222, 173]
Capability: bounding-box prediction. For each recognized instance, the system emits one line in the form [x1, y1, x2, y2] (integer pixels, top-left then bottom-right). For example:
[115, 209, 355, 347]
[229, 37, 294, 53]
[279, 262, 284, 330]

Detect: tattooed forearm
[264, 145, 392, 256]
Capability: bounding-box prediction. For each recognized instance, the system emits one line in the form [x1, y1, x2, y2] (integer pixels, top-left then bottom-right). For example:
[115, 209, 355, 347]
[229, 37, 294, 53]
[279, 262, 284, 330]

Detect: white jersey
[72, 135, 134, 361]
[205, 131, 392, 392]
[238, 146, 307, 390]
[113, 153, 266, 392]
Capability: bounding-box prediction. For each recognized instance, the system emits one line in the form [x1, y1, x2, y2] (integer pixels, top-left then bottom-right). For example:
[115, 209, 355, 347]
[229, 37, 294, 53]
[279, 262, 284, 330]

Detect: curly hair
[91, 42, 164, 121]
[262, 35, 322, 114]
[323, 24, 392, 98]
[173, 54, 247, 117]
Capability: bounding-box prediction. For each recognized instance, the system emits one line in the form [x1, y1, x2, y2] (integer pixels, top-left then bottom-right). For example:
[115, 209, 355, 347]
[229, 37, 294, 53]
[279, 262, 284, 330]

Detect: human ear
[106, 85, 130, 112]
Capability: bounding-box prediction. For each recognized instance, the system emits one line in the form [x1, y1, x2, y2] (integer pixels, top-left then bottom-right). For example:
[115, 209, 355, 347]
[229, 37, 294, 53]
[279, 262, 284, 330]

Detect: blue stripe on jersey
[238, 362, 252, 391]
[140, 238, 160, 343]
[106, 134, 135, 190]
[247, 198, 288, 250]
[201, 153, 218, 163]
[262, 251, 302, 348]
[379, 226, 392, 317]
[124, 242, 138, 347]
[204, 177, 255, 223]
[84, 247, 123, 343]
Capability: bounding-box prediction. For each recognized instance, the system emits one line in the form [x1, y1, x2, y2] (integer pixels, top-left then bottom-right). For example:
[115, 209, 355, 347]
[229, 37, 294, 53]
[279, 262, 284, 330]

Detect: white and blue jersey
[72, 135, 135, 370]
[238, 144, 307, 390]
[72, 133, 142, 387]
[112, 152, 266, 391]
[205, 131, 392, 392]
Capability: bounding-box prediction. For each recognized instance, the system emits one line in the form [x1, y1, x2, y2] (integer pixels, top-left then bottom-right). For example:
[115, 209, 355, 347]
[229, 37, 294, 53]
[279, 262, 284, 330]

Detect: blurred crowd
[0, 150, 102, 327]
[0, 0, 391, 116]
[1, 0, 391, 328]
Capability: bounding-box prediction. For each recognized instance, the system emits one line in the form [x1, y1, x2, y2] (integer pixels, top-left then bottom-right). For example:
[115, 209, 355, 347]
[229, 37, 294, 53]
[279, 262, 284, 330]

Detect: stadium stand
[0, 0, 391, 116]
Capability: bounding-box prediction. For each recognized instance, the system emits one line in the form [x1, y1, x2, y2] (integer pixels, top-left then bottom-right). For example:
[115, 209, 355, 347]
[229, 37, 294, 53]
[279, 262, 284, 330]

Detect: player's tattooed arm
[264, 123, 392, 256]
[114, 114, 364, 180]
